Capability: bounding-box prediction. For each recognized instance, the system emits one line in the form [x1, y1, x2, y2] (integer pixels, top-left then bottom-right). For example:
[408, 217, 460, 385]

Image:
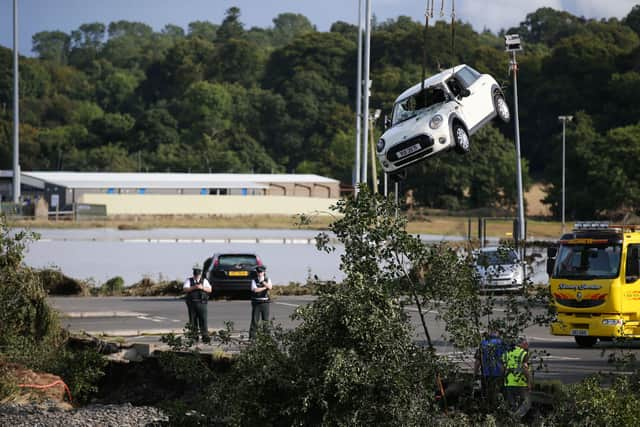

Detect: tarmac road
[49, 296, 640, 384]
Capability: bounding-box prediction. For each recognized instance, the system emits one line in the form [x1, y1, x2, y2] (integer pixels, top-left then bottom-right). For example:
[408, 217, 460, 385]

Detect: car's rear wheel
[453, 123, 470, 154]
[575, 336, 597, 347]
[494, 92, 510, 123]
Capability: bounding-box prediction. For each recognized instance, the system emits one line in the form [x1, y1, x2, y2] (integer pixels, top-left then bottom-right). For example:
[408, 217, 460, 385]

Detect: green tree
[217, 7, 244, 41]
[271, 13, 315, 47]
[187, 21, 218, 41]
[32, 31, 70, 64]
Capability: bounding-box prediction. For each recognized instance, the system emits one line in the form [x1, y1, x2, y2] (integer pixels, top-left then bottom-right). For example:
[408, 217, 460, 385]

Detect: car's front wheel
[453, 123, 470, 154]
[494, 92, 510, 123]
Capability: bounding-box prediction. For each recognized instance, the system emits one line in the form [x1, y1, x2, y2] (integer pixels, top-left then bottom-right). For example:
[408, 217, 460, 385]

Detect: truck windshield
[553, 243, 622, 279]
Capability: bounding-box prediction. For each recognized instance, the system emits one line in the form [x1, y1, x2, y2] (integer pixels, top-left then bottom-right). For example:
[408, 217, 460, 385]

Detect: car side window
[456, 67, 479, 88]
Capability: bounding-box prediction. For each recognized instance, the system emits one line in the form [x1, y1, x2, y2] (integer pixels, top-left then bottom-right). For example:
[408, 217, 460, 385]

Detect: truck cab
[548, 222, 640, 347]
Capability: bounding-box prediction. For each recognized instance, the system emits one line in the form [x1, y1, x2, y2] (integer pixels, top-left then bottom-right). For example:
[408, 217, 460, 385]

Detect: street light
[558, 115, 573, 233]
[505, 34, 525, 248]
[369, 109, 381, 193]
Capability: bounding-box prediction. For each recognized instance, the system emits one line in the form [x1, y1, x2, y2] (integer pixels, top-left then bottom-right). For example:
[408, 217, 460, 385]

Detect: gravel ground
[0, 402, 168, 426]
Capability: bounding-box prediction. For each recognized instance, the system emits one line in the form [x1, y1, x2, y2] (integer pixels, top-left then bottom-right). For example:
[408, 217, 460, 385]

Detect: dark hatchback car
[204, 253, 263, 297]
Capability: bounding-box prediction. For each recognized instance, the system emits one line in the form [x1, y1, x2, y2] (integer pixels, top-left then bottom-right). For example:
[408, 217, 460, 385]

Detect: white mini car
[376, 64, 510, 175]
[474, 247, 526, 293]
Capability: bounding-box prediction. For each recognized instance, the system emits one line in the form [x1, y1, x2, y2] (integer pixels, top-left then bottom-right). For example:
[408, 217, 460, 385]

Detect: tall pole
[558, 115, 573, 234]
[354, 0, 363, 196]
[12, 0, 20, 203]
[361, 0, 371, 186]
[511, 51, 525, 249]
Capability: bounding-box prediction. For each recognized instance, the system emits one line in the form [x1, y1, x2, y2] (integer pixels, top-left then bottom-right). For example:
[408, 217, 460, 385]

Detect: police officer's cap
[256, 265, 266, 273]
[192, 263, 202, 273]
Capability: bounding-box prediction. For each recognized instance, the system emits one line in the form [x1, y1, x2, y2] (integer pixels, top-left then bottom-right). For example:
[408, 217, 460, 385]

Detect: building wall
[265, 182, 339, 198]
[78, 194, 340, 216]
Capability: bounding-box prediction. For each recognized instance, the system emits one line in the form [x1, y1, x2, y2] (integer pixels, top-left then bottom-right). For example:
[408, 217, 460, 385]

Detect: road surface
[49, 296, 640, 384]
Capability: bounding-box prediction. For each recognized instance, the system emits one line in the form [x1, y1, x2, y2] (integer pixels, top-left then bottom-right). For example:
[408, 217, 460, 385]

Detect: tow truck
[547, 222, 640, 347]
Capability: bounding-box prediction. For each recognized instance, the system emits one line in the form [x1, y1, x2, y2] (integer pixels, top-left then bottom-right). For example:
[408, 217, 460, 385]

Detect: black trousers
[188, 300, 208, 340]
[250, 301, 270, 339]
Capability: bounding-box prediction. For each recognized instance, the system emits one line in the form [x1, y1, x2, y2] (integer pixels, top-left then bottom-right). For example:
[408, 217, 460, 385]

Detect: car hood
[476, 264, 520, 277]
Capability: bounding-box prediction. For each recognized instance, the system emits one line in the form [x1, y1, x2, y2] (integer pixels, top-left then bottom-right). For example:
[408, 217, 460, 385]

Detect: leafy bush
[101, 276, 125, 296]
[0, 217, 107, 405]
[125, 277, 183, 296]
[38, 268, 89, 296]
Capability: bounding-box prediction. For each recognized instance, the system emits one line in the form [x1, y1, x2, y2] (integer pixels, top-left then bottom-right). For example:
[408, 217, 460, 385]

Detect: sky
[0, 0, 637, 55]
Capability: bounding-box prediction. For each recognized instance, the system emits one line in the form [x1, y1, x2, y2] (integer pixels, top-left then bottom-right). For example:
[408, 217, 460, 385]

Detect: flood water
[20, 228, 548, 287]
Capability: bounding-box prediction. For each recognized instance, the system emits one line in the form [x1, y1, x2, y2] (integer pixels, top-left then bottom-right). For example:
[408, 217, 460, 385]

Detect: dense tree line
[1, 5, 639, 217]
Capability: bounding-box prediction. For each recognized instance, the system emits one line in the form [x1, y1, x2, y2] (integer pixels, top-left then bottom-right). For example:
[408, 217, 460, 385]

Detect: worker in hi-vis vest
[501, 336, 532, 418]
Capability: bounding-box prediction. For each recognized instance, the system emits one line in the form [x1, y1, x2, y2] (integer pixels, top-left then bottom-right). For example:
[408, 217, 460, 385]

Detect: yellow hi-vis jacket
[502, 346, 528, 387]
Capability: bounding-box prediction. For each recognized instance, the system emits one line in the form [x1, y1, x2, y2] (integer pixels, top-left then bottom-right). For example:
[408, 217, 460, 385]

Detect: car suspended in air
[376, 64, 510, 176]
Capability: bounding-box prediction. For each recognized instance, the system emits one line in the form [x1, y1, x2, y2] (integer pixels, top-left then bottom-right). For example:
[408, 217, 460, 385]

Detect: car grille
[387, 135, 434, 167]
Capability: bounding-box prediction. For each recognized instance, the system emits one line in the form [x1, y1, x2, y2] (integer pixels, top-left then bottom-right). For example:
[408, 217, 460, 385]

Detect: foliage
[0, 217, 106, 404]
[101, 276, 125, 295]
[545, 375, 640, 426]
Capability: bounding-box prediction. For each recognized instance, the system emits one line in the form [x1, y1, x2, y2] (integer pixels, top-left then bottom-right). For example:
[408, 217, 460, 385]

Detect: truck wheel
[574, 336, 597, 347]
[453, 123, 470, 154]
[494, 92, 511, 123]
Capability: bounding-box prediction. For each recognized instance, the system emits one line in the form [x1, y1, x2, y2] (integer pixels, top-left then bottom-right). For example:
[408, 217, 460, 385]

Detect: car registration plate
[396, 143, 421, 159]
[570, 329, 588, 336]
[229, 271, 248, 277]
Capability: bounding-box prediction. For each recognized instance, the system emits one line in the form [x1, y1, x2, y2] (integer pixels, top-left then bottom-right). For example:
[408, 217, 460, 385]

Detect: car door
[454, 66, 490, 131]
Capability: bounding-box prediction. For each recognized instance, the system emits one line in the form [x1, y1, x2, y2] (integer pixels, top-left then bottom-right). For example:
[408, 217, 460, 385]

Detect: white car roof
[394, 64, 467, 103]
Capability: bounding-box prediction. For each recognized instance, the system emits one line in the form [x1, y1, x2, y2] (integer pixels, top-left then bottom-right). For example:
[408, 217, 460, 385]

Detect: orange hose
[18, 380, 73, 403]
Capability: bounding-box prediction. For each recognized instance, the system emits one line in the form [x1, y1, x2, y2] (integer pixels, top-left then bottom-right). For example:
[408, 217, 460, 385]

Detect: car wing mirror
[460, 88, 471, 98]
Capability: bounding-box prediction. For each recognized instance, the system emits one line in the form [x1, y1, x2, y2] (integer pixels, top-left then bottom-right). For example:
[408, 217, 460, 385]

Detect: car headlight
[429, 114, 443, 129]
[376, 138, 386, 152]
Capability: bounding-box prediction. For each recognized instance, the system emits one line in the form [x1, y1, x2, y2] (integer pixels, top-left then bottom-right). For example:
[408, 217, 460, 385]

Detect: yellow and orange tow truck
[548, 221, 640, 347]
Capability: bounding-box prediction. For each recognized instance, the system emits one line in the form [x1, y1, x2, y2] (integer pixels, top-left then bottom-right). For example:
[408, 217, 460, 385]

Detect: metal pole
[384, 173, 388, 197]
[361, 0, 372, 186]
[561, 118, 565, 234]
[369, 115, 377, 193]
[12, 0, 20, 203]
[511, 51, 525, 249]
[354, 0, 363, 195]
[558, 115, 572, 234]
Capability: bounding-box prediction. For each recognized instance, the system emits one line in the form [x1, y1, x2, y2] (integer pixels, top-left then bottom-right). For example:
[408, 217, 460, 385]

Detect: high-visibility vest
[502, 346, 528, 387]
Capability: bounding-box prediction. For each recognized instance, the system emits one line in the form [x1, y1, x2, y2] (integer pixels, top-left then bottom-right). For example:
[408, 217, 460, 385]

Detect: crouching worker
[502, 337, 532, 419]
[183, 263, 211, 343]
[249, 265, 272, 339]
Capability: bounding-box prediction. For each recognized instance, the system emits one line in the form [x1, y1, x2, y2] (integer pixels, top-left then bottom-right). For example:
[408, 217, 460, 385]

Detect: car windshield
[476, 249, 518, 267]
[392, 85, 448, 125]
[218, 255, 257, 267]
[553, 243, 622, 279]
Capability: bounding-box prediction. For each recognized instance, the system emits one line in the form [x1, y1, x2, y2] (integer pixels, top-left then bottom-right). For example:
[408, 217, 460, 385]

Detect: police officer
[501, 337, 532, 418]
[183, 263, 211, 343]
[474, 330, 505, 406]
[249, 265, 272, 339]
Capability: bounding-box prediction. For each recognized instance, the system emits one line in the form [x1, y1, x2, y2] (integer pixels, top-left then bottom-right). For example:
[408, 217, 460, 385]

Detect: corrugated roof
[20, 171, 339, 189]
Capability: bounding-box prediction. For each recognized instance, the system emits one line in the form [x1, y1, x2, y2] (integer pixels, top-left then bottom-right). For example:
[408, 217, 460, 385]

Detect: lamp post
[558, 115, 573, 233]
[12, 0, 20, 203]
[369, 109, 381, 193]
[354, 0, 363, 195]
[505, 34, 525, 249]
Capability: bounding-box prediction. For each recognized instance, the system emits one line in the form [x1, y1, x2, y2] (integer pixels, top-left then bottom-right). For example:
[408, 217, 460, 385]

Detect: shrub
[39, 268, 89, 296]
[101, 276, 125, 296]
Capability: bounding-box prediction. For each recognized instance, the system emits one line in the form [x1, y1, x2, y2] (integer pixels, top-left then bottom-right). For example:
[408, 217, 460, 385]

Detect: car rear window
[218, 255, 257, 267]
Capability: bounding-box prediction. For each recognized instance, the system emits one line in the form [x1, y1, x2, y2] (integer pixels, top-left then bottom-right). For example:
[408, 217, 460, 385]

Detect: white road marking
[275, 302, 300, 308]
